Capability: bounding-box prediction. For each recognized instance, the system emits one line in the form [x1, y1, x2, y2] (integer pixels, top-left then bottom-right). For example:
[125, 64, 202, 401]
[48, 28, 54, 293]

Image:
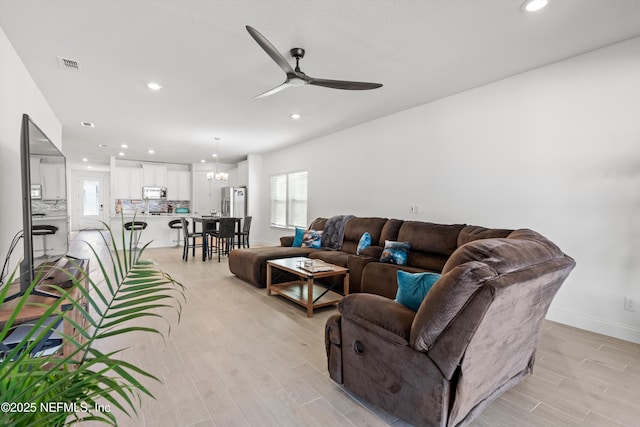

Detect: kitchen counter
[110, 214, 189, 248]
[32, 215, 68, 221]
[111, 213, 190, 219]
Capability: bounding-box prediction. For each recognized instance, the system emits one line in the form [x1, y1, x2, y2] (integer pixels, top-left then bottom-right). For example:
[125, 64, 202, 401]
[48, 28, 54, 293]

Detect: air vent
[56, 56, 82, 71]
[80, 122, 95, 127]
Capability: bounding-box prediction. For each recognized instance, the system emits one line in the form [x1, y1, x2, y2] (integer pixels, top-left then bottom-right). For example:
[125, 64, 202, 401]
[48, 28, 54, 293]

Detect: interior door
[74, 174, 107, 230]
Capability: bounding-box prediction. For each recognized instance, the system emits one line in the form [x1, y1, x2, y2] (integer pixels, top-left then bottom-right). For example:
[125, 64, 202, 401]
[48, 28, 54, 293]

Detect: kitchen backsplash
[32, 199, 67, 215]
[119, 199, 190, 214]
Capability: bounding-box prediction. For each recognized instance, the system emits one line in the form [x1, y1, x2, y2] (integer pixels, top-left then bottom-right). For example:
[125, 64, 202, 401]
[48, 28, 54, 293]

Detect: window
[270, 171, 308, 228]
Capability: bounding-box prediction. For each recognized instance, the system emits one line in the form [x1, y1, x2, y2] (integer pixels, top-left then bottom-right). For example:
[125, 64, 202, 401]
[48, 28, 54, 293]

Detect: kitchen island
[110, 213, 190, 248]
[32, 214, 69, 258]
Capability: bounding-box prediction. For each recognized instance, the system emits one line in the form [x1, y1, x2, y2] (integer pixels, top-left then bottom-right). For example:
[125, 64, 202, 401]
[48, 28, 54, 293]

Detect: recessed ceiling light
[147, 82, 162, 90]
[290, 113, 301, 119]
[118, 152, 125, 156]
[522, 0, 548, 12]
[82, 158, 88, 162]
[148, 149, 155, 154]
[212, 154, 218, 158]
[200, 159, 206, 163]
[87, 165, 92, 169]
[120, 144, 128, 148]
[80, 122, 94, 127]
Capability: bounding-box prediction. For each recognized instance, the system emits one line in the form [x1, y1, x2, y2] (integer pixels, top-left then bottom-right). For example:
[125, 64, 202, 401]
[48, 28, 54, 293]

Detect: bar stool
[124, 221, 147, 249]
[168, 219, 186, 248]
[32, 225, 58, 258]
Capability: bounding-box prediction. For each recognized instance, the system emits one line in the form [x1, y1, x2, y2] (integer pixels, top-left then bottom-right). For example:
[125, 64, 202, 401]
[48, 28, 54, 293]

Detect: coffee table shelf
[267, 257, 349, 317]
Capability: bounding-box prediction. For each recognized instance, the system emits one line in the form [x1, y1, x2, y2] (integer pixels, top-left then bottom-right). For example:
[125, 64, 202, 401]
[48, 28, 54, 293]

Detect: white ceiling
[1, 0, 640, 166]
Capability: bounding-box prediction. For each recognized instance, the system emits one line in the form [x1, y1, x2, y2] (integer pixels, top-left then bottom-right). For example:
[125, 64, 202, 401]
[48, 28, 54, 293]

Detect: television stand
[0, 257, 90, 361]
[3, 256, 81, 302]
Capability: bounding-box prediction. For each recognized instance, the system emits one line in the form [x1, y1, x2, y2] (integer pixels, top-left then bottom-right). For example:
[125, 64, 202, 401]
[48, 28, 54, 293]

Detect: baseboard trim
[546, 307, 640, 344]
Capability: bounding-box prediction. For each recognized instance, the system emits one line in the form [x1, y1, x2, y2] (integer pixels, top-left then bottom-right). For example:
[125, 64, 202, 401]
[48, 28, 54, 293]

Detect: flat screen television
[7, 114, 68, 301]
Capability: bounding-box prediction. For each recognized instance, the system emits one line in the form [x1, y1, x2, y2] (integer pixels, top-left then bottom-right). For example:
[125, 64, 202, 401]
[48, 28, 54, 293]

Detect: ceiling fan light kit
[246, 25, 383, 99]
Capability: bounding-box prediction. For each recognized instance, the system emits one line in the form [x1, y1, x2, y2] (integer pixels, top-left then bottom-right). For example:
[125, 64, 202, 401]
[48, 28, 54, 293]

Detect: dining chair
[181, 217, 203, 261]
[236, 216, 252, 248]
[212, 217, 237, 262]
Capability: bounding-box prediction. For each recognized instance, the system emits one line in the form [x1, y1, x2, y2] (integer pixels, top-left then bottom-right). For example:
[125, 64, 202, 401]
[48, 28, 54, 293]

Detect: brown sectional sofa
[228, 215, 576, 426]
[228, 216, 513, 297]
[229, 216, 392, 292]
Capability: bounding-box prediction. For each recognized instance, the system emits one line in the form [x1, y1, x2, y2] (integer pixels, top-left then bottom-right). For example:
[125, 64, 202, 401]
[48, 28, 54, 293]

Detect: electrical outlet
[413, 205, 420, 214]
[624, 297, 636, 312]
[409, 205, 414, 214]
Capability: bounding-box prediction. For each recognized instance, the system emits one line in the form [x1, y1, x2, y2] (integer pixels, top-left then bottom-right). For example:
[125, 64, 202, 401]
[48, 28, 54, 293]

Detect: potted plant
[0, 218, 185, 426]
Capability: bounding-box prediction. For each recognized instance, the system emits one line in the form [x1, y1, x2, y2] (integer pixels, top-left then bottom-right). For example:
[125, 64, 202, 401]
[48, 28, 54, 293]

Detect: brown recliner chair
[325, 229, 575, 426]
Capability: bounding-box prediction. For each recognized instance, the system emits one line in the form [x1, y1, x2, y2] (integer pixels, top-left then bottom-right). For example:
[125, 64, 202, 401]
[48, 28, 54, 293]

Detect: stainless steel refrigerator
[221, 186, 247, 218]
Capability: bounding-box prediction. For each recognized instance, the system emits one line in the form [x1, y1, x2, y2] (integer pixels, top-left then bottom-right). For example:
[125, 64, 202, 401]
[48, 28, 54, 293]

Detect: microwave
[142, 186, 167, 200]
[31, 184, 42, 200]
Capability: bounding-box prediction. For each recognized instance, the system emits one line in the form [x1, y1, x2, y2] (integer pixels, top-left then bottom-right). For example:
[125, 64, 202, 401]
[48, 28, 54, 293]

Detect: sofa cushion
[395, 271, 441, 311]
[340, 217, 389, 255]
[339, 293, 415, 344]
[380, 241, 411, 265]
[309, 250, 351, 267]
[380, 218, 404, 243]
[362, 263, 435, 299]
[397, 222, 465, 271]
[457, 225, 513, 247]
[228, 246, 319, 288]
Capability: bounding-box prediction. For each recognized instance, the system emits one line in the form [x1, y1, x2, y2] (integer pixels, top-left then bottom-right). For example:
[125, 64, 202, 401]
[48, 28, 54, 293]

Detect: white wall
[256, 36, 640, 343]
[0, 26, 61, 274]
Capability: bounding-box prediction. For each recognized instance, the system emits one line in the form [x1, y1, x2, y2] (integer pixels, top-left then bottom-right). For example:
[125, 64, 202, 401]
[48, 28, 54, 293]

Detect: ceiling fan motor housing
[290, 48, 305, 59]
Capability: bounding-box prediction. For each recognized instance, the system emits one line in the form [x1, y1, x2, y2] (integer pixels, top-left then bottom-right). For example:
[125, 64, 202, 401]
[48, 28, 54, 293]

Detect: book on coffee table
[296, 259, 334, 273]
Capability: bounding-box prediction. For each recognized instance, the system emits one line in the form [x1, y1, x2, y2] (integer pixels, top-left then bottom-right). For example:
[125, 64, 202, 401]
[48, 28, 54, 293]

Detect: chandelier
[207, 138, 229, 183]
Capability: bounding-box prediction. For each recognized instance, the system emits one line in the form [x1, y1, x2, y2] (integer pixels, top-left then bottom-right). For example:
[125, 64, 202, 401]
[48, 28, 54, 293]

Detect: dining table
[191, 216, 242, 261]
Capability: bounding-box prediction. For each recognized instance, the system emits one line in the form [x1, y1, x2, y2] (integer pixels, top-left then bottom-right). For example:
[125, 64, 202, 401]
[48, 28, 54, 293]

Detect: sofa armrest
[280, 235, 294, 247]
[359, 245, 383, 259]
[339, 294, 415, 345]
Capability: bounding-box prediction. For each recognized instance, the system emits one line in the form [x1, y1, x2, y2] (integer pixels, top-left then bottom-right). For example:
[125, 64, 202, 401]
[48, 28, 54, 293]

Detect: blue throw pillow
[356, 232, 371, 255]
[301, 230, 323, 249]
[395, 271, 441, 311]
[380, 240, 411, 265]
[292, 227, 306, 247]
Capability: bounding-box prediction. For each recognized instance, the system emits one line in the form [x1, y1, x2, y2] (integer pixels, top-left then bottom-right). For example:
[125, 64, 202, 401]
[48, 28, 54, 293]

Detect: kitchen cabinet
[142, 164, 167, 187]
[166, 170, 191, 200]
[115, 167, 143, 199]
[237, 160, 248, 187]
[30, 157, 42, 184]
[192, 171, 219, 214]
[40, 163, 66, 200]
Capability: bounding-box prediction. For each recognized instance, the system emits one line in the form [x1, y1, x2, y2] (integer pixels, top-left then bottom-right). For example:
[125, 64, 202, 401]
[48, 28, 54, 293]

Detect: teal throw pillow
[292, 227, 306, 247]
[301, 230, 323, 249]
[380, 240, 411, 265]
[356, 232, 371, 255]
[395, 271, 441, 311]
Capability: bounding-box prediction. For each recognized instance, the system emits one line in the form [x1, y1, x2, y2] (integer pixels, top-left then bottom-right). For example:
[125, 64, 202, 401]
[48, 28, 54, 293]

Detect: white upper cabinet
[30, 157, 42, 184]
[166, 170, 191, 200]
[142, 164, 167, 187]
[40, 163, 66, 199]
[115, 167, 143, 199]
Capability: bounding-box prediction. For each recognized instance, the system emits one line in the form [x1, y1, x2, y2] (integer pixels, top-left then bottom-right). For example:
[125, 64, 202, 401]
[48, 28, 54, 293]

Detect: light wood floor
[70, 231, 640, 427]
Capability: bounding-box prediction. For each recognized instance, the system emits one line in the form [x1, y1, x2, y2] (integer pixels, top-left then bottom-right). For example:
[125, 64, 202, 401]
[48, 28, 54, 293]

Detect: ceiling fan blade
[253, 82, 291, 99]
[307, 78, 383, 91]
[246, 26, 294, 74]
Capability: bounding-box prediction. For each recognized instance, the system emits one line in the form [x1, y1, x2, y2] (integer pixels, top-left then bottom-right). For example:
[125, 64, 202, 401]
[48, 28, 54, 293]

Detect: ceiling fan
[246, 25, 383, 99]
